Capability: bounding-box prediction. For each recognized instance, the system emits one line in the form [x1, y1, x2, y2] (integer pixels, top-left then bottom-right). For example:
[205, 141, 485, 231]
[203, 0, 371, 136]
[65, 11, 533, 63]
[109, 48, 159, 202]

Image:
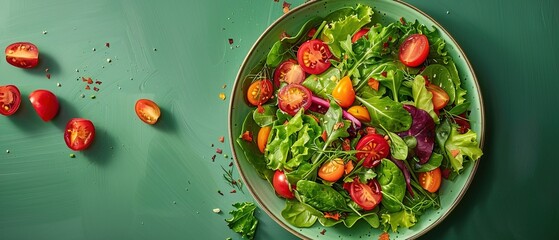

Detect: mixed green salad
[236, 4, 483, 234]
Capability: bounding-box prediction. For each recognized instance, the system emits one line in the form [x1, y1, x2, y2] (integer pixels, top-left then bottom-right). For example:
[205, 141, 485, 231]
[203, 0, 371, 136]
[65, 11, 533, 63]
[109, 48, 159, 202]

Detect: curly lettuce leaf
[321, 4, 373, 58]
[226, 202, 259, 240]
[380, 209, 417, 233]
[445, 126, 483, 172]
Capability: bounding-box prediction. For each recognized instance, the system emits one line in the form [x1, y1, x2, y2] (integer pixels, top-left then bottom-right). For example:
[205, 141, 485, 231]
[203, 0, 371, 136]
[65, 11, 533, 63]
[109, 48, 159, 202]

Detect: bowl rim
[228, 0, 485, 239]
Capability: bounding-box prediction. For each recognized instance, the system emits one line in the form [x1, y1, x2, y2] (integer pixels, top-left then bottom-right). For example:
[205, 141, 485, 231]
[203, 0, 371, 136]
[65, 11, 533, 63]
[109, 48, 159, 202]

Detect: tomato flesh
[273, 170, 294, 199]
[347, 178, 382, 211]
[398, 34, 429, 67]
[318, 158, 345, 182]
[277, 84, 312, 116]
[135, 99, 161, 124]
[257, 126, 272, 153]
[332, 76, 355, 108]
[426, 83, 450, 110]
[247, 79, 273, 106]
[64, 118, 96, 151]
[347, 105, 370, 122]
[273, 59, 306, 87]
[5, 42, 39, 68]
[297, 39, 332, 75]
[351, 28, 369, 43]
[29, 90, 59, 122]
[355, 134, 390, 168]
[0, 85, 22, 116]
[419, 167, 442, 193]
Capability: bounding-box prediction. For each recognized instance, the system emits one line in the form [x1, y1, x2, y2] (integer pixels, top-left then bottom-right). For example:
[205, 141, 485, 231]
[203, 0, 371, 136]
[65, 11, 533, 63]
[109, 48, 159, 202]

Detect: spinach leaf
[356, 96, 412, 132]
[412, 75, 439, 123]
[323, 100, 351, 144]
[414, 152, 443, 172]
[448, 101, 470, 115]
[444, 59, 467, 105]
[386, 131, 408, 160]
[421, 64, 456, 104]
[380, 209, 417, 233]
[321, 4, 374, 58]
[377, 159, 406, 212]
[266, 41, 287, 68]
[226, 202, 259, 240]
[237, 110, 274, 181]
[285, 162, 314, 185]
[281, 200, 321, 228]
[296, 180, 349, 212]
[445, 126, 483, 172]
[252, 104, 277, 127]
[302, 67, 341, 99]
[317, 212, 379, 228]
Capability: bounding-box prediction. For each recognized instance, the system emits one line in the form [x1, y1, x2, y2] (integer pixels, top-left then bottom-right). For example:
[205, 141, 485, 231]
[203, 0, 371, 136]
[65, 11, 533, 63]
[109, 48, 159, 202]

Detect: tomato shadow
[27, 52, 61, 77]
[5, 100, 49, 132]
[52, 97, 81, 131]
[81, 126, 116, 166]
[153, 106, 177, 132]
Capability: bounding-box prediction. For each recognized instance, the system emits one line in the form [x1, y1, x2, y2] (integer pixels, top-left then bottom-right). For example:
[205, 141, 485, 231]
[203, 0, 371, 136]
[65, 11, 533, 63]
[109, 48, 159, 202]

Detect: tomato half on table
[296, 39, 332, 75]
[0, 85, 22, 116]
[346, 178, 382, 211]
[5, 42, 39, 68]
[64, 118, 95, 151]
[418, 167, 442, 193]
[318, 158, 345, 182]
[29, 89, 59, 121]
[355, 133, 390, 168]
[246, 79, 273, 106]
[277, 84, 312, 116]
[273, 170, 294, 199]
[273, 59, 306, 87]
[135, 99, 161, 124]
[398, 34, 429, 67]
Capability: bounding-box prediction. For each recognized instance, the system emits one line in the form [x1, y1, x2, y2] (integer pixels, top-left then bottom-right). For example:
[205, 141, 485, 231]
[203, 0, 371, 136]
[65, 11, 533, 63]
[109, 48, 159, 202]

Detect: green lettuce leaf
[226, 202, 259, 240]
[321, 4, 373, 58]
[445, 126, 483, 172]
[281, 200, 321, 228]
[380, 209, 417, 233]
[412, 75, 439, 123]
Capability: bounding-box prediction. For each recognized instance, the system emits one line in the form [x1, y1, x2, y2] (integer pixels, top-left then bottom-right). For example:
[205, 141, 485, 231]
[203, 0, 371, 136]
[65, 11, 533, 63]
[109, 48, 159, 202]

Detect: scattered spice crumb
[219, 93, 226, 100]
[85, 85, 91, 90]
[57, 83, 61, 87]
[320, 229, 326, 235]
[216, 148, 223, 154]
[153, 48, 157, 51]
[6, 150, 10, 153]
[105, 42, 110, 48]
[42, 30, 48, 35]
[230, 189, 237, 193]
[75, 69, 79, 72]
[446, 10, 450, 14]
[93, 87, 99, 92]
[46, 73, 51, 79]
[212, 208, 221, 213]
[83, 77, 93, 84]
[241, 131, 253, 142]
[217, 190, 224, 196]
[69, 154, 76, 158]
[211, 155, 216, 161]
[95, 80, 102, 85]
[222, 84, 227, 89]
[224, 154, 228, 158]
[106, 58, 112, 63]
[228, 38, 234, 45]
[218, 136, 225, 143]
[90, 95, 96, 99]
[282, 1, 291, 13]
[80, 94, 85, 98]
[92, 48, 96, 51]
[228, 162, 233, 167]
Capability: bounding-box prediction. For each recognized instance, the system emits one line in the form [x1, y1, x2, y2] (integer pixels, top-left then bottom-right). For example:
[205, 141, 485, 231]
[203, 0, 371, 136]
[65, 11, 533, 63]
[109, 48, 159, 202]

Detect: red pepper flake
[230, 189, 237, 193]
[82, 77, 94, 84]
[229, 162, 233, 167]
[216, 148, 223, 154]
[383, 42, 389, 48]
[217, 190, 224, 196]
[257, 105, 265, 113]
[105, 42, 110, 48]
[379, 232, 390, 240]
[381, 71, 387, 77]
[95, 81, 103, 85]
[324, 212, 341, 221]
[307, 28, 317, 38]
[282, 1, 291, 13]
[211, 155, 216, 161]
[442, 168, 451, 179]
[46, 73, 51, 79]
[320, 229, 326, 235]
[85, 85, 91, 90]
[368, 78, 380, 91]
[241, 131, 253, 142]
[279, 31, 291, 40]
[341, 139, 351, 151]
[399, 17, 406, 25]
[93, 87, 99, 92]
[228, 38, 234, 45]
[218, 136, 225, 143]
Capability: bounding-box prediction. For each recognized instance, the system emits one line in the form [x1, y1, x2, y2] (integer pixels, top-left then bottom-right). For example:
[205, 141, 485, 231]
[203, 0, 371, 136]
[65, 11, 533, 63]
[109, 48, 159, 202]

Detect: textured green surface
[0, 1, 557, 240]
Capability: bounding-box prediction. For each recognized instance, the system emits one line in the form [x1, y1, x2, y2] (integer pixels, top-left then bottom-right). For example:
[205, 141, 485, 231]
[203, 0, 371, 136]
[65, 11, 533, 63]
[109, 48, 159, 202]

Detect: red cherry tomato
[273, 170, 294, 199]
[331, 76, 355, 108]
[273, 59, 306, 87]
[246, 79, 273, 106]
[297, 39, 332, 75]
[0, 85, 22, 116]
[64, 118, 96, 151]
[5, 42, 39, 68]
[355, 134, 390, 168]
[426, 83, 450, 111]
[135, 99, 161, 124]
[29, 89, 59, 121]
[277, 84, 312, 116]
[347, 178, 382, 211]
[398, 34, 429, 67]
[418, 167, 442, 193]
[351, 28, 369, 43]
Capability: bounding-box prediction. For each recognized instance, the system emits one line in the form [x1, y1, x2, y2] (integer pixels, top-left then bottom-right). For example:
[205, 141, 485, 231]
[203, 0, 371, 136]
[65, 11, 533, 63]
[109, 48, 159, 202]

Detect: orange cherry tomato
[344, 161, 354, 175]
[257, 126, 272, 153]
[332, 76, 355, 108]
[5, 42, 39, 68]
[418, 167, 442, 193]
[246, 79, 273, 106]
[347, 105, 371, 122]
[135, 99, 161, 124]
[426, 83, 450, 111]
[318, 158, 345, 182]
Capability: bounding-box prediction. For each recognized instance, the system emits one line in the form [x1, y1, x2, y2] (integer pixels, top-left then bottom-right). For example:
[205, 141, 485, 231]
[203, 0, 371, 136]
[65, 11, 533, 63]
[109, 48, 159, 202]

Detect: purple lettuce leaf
[398, 105, 435, 164]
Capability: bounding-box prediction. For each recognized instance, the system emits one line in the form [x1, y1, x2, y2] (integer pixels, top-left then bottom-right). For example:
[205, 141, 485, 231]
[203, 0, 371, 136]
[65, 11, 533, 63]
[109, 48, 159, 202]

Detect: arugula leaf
[356, 96, 412, 132]
[281, 200, 321, 228]
[321, 4, 373, 58]
[226, 202, 259, 240]
[412, 75, 439, 123]
[380, 209, 417, 232]
[445, 126, 483, 172]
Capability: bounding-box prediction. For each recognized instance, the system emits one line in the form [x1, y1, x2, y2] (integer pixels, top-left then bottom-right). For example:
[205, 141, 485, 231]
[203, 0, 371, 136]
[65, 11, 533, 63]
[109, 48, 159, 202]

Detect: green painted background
[0, 0, 557, 239]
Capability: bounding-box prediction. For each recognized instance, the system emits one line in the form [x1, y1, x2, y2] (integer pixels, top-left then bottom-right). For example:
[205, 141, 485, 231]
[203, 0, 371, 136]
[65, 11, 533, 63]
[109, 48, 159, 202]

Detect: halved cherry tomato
[135, 99, 161, 124]
[64, 118, 95, 151]
[297, 39, 332, 75]
[418, 167, 442, 193]
[351, 28, 369, 43]
[257, 126, 272, 153]
[398, 34, 429, 67]
[346, 178, 382, 211]
[5, 42, 39, 68]
[0, 85, 22, 116]
[344, 161, 354, 175]
[29, 89, 59, 122]
[273, 170, 294, 199]
[355, 133, 389, 168]
[426, 83, 450, 111]
[332, 76, 355, 108]
[247, 79, 273, 106]
[347, 105, 370, 122]
[273, 59, 306, 87]
[318, 158, 345, 182]
[277, 84, 312, 116]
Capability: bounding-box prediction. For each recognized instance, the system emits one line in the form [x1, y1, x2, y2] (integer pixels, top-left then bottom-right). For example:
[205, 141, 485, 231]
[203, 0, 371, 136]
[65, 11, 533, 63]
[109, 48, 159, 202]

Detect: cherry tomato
[332, 76, 355, 108]
[135, 99, 161, 124]
[246, 79, 273, 106]
[0, 85, 22, 116]
[318, 158, 345, 182]
[64, 118, 95, 151]
[398, 34, 429, 67]
[257, 126, 272, 153]
[273, 59, 306, 87]
[426, 83, 450, 111]
[351, 28, 369, 43]
[355, 134, 390, 168]
[418, 167, 442, 193]
[297, 39, 332, 75]
[5, 42, 39, 68]
[273, 170, 294, 199]
[29, 90, 59, 122]
[347, 178, 382, 211]
[277, 84, 312, 116]
[344, 161, 354, 175]
[347, 105, 370, 122]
